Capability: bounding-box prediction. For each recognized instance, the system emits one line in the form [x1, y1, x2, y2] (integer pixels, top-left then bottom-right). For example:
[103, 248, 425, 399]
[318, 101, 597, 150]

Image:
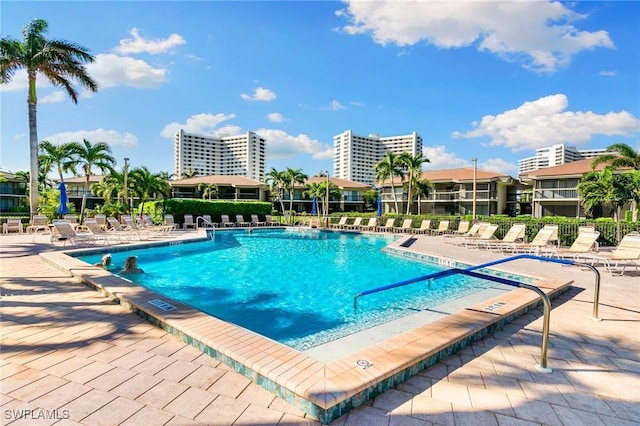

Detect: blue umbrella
[57, 182, 69, 215]
[311, 197, 317, 215]
[376, 196, 382, 217]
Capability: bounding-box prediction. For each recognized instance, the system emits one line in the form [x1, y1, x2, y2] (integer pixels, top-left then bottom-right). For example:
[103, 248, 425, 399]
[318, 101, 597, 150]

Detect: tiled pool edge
[40, 240, 572, 424]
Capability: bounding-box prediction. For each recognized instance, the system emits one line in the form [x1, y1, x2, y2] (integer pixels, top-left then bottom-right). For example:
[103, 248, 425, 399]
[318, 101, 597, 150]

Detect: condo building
[333, 130, 422, 185]
[173, 130, 266, 182]
[517, 144, 607, 175]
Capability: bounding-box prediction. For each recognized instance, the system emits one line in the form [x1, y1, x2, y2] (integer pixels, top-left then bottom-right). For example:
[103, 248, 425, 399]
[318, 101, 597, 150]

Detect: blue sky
[2, 1, 639, 179]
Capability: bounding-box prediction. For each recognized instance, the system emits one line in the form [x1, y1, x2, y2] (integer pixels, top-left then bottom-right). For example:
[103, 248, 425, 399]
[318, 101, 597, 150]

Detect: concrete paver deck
[1, 231, 639, 425]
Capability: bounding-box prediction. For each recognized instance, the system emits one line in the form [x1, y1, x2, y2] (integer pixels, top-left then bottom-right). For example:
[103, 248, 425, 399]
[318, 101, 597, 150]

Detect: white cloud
[337, 1, 614, 73]
[349, 101, 365, 107]
[114, 28, 186, 55]
[40, 91, 66, 104]
[160, 113, 236, 138]
[0, 69, 31, 92]
[43, 128, 139, 148]
[480, 158, 517, 175]
[599, 70, 617, 77]
[240, 87, 276, 101]
[328, 100, 346, 111]
[255, 128, 333, 160]
[267, 113, 285, 123]
[422, 145, 469, 169]
[452, 94, 640, 151]
[88, 53, 167, 89]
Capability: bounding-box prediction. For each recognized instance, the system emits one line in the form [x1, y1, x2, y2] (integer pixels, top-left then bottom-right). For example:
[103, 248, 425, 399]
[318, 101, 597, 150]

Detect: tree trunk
[81, 175, 89, 221]
[405, 172, 413, 215]
[27, 79, 39, 218]
[390, 183, 399, 213]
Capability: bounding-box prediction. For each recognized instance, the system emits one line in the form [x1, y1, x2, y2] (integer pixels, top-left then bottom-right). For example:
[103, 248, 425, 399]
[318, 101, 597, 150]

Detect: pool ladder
[353, 254, 602, 373]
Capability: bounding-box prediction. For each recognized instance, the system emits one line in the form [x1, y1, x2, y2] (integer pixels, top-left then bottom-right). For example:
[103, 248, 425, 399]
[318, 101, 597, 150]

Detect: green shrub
[149, 199, 272, 226]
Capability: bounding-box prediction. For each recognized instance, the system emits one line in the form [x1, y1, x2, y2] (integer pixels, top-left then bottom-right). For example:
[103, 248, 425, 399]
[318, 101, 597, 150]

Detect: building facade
[333, 130, 422, 185]
[173, 130, 266, 182]
[518, 144, 607, 175]
[0, 172, 27, 212]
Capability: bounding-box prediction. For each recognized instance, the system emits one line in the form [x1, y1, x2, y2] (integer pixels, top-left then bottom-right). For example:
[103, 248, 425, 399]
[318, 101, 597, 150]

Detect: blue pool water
[78, 229, 504, 350]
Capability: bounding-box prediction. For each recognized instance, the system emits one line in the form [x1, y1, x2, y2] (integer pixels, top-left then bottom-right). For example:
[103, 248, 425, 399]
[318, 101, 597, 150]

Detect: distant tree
[198, 182, 218, 200]
[265, 168, 287, 214]
[363, 189, 379, 210]
[400, 152, 430, 214]
[375, 152, 404, 214]
[129, 166, 170, 215]
[182, 168, 198, 179]
[283, 167, 308, 222]
[39, 140, 76, 184]
[413, 179, 433, 215]
[0, 18, 98, 217]
[67, 139, 115, 220]
[592, 143, 640, 221]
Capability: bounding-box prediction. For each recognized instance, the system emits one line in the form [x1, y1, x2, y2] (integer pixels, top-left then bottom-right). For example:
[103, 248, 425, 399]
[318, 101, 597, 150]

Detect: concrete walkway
[1, 232, 639, 425]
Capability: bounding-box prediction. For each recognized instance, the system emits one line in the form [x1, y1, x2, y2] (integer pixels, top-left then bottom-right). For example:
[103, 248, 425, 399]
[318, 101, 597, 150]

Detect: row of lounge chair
[181, 214, 281, 229]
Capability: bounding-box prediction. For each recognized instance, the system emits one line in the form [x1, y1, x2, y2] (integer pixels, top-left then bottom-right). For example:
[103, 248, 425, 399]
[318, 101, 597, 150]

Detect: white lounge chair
[183, 214, 197, 230]
[393, 219, 413, 234]
[431, 220, 450, 236]
[344, 217, 363, 230]
[412, 219, 432, 235]
[164, 214, 180, 230]
[265, 215, 281, 226]
[220, 214, 235, 227]
[487, 223, 527, 252]
[84, 218, 127, 244]
[251, 214, 266, 227]
[575, 232, 640, 276]
[379, 218, 396, 232]
[358, 217, 378, 231]
[463, 224, 499, 248]
[330, 216, 349, 229]
[197, 215, 216, 228]
[51, 221, 95, 246]
[3, 219, 24, 234]
[235, 214, 250, 227]
[541, 231, 600, 259]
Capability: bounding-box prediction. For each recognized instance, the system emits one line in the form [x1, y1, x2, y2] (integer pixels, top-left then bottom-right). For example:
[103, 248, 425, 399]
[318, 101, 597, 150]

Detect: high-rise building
[517, 144, 607, 175]
[333, 130, 422, 185]
[173, 130, 266, 181]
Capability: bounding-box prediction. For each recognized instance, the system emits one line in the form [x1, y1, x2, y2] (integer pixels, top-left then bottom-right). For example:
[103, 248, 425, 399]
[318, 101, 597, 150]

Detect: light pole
[123, 158, 129, 212]
[472, 158, 477, 222]
[325, 171, 330, 228]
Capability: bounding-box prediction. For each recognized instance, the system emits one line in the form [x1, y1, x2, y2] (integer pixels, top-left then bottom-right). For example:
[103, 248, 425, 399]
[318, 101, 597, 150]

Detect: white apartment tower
[173, 130, 266, 181]
[518, 144, 608, 175]
[333, 130, 422, 185]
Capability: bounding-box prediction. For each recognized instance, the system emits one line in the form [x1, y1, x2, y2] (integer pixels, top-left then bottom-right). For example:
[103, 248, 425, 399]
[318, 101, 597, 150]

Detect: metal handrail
[353, 254, 603, 373]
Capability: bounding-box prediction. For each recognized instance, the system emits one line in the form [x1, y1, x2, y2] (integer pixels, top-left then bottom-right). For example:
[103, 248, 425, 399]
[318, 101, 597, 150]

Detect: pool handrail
[353, 254, 603, 373]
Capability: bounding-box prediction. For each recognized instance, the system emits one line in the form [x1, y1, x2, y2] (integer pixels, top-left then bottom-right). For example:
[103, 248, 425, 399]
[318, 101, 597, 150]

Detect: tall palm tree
[413, 179, 433, 215]
[265, 167, 287, 215]
[129, 166, 170, 216]
[198, 182, 218, 200]
[375, 151, 405, 214]
[283, 167, 308, 222]
[39, 140, 76, 184]
[91, 171, 125, 203]
[592, 143, 640, 220]
[400, 152, 430, 214]
[67, 139, 115, 220]
[0, 18, 98, 217]
[181, 168, 198, 179]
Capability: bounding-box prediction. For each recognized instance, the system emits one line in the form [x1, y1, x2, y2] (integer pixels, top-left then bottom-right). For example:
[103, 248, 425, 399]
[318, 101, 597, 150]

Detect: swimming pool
[78, 228, 511, 350]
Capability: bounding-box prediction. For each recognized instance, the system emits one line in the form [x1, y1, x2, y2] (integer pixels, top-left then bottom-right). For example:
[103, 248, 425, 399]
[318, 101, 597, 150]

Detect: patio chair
[94, 214, 107, 230]
[487, 223, 527, 252]
[164, 214, 180, 230]
[26, 215, 48, 236]
[50, 221, 95, 247]
[358, 217, 378, 232]
[379, 218, 396, 232]
[574, 232, 640, 276]
[330, 216, 349, 229]
[344, 217, 363, 230]
[63, 214, 78, 224]
[107, 217, 140, 240]
[444, 220, 470, 238]
[463, 224, 500, 248]
[251, 214, 267, 227]
[84, 218, 126, 244]
[3, 219, 23, 234]
[121, 216, 154, 239]
[183, 214, 197, 230]
[431, 220, 450, 236]
[507, 227, 556, 254]
[220, 214, 235, 227]
[412, 219, 432, 235]
[541, 231, 600, 259]
[265, 215, 281, 226]
[236, 214, 251, 227]
[393, 219, 413, 234]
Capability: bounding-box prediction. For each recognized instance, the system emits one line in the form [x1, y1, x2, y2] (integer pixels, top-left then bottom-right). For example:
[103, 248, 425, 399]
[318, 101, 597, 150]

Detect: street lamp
[324, 171, 330, 228]
[472, 158, 477, 222]
[123, 158, 129, 211]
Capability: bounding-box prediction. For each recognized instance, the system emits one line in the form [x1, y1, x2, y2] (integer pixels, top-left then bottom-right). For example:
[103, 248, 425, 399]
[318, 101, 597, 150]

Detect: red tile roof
[170, 175, 266, 187]
[380, 168, 513, 185]
[520, 158, 608, 179]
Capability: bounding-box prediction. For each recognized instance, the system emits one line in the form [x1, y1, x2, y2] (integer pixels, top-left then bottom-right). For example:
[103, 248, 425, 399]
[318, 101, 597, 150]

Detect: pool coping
[40, 231, 572, 423]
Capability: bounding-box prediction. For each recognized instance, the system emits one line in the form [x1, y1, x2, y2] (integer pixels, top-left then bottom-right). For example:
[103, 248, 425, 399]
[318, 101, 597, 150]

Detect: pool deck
[1, 230, 639, 425]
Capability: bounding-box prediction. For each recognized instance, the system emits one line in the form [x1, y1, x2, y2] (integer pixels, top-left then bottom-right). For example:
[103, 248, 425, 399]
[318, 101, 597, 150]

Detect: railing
[353, 254, 602, 373]
[533, 188, 579, 200]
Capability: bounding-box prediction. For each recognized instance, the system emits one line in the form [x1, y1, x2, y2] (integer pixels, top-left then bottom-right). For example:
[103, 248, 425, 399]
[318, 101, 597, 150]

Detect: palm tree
[39, 140, 76, 184]
[375, 152, 405, 214]
[181, 168, 198, 179]
[67, 139, 115, 220]
[1, 18, 98, 218]
[198, 182, 218, 200]
[283, 167, 308, 222]
[303, 182, 324, 217]
[413, 179, 433, 215]
[400, 152, 430, 214]
[129, 166, 170, 216]
[592, 143, 640, 220]
[265, 168, 287, 215]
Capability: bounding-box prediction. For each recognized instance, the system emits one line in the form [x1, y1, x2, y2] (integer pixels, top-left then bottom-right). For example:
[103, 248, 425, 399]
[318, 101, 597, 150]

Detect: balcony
[533, 188, 579, 200]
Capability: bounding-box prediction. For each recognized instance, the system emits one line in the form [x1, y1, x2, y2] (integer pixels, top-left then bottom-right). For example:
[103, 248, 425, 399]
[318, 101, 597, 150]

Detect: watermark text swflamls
[4, 409, 70, 421]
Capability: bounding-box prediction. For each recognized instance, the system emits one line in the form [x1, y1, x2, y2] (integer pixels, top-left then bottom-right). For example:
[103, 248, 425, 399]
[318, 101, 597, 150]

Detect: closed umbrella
[57, 182, 69, 215]
[311, 197, 317, 215]
[376, 196, 382, 217]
